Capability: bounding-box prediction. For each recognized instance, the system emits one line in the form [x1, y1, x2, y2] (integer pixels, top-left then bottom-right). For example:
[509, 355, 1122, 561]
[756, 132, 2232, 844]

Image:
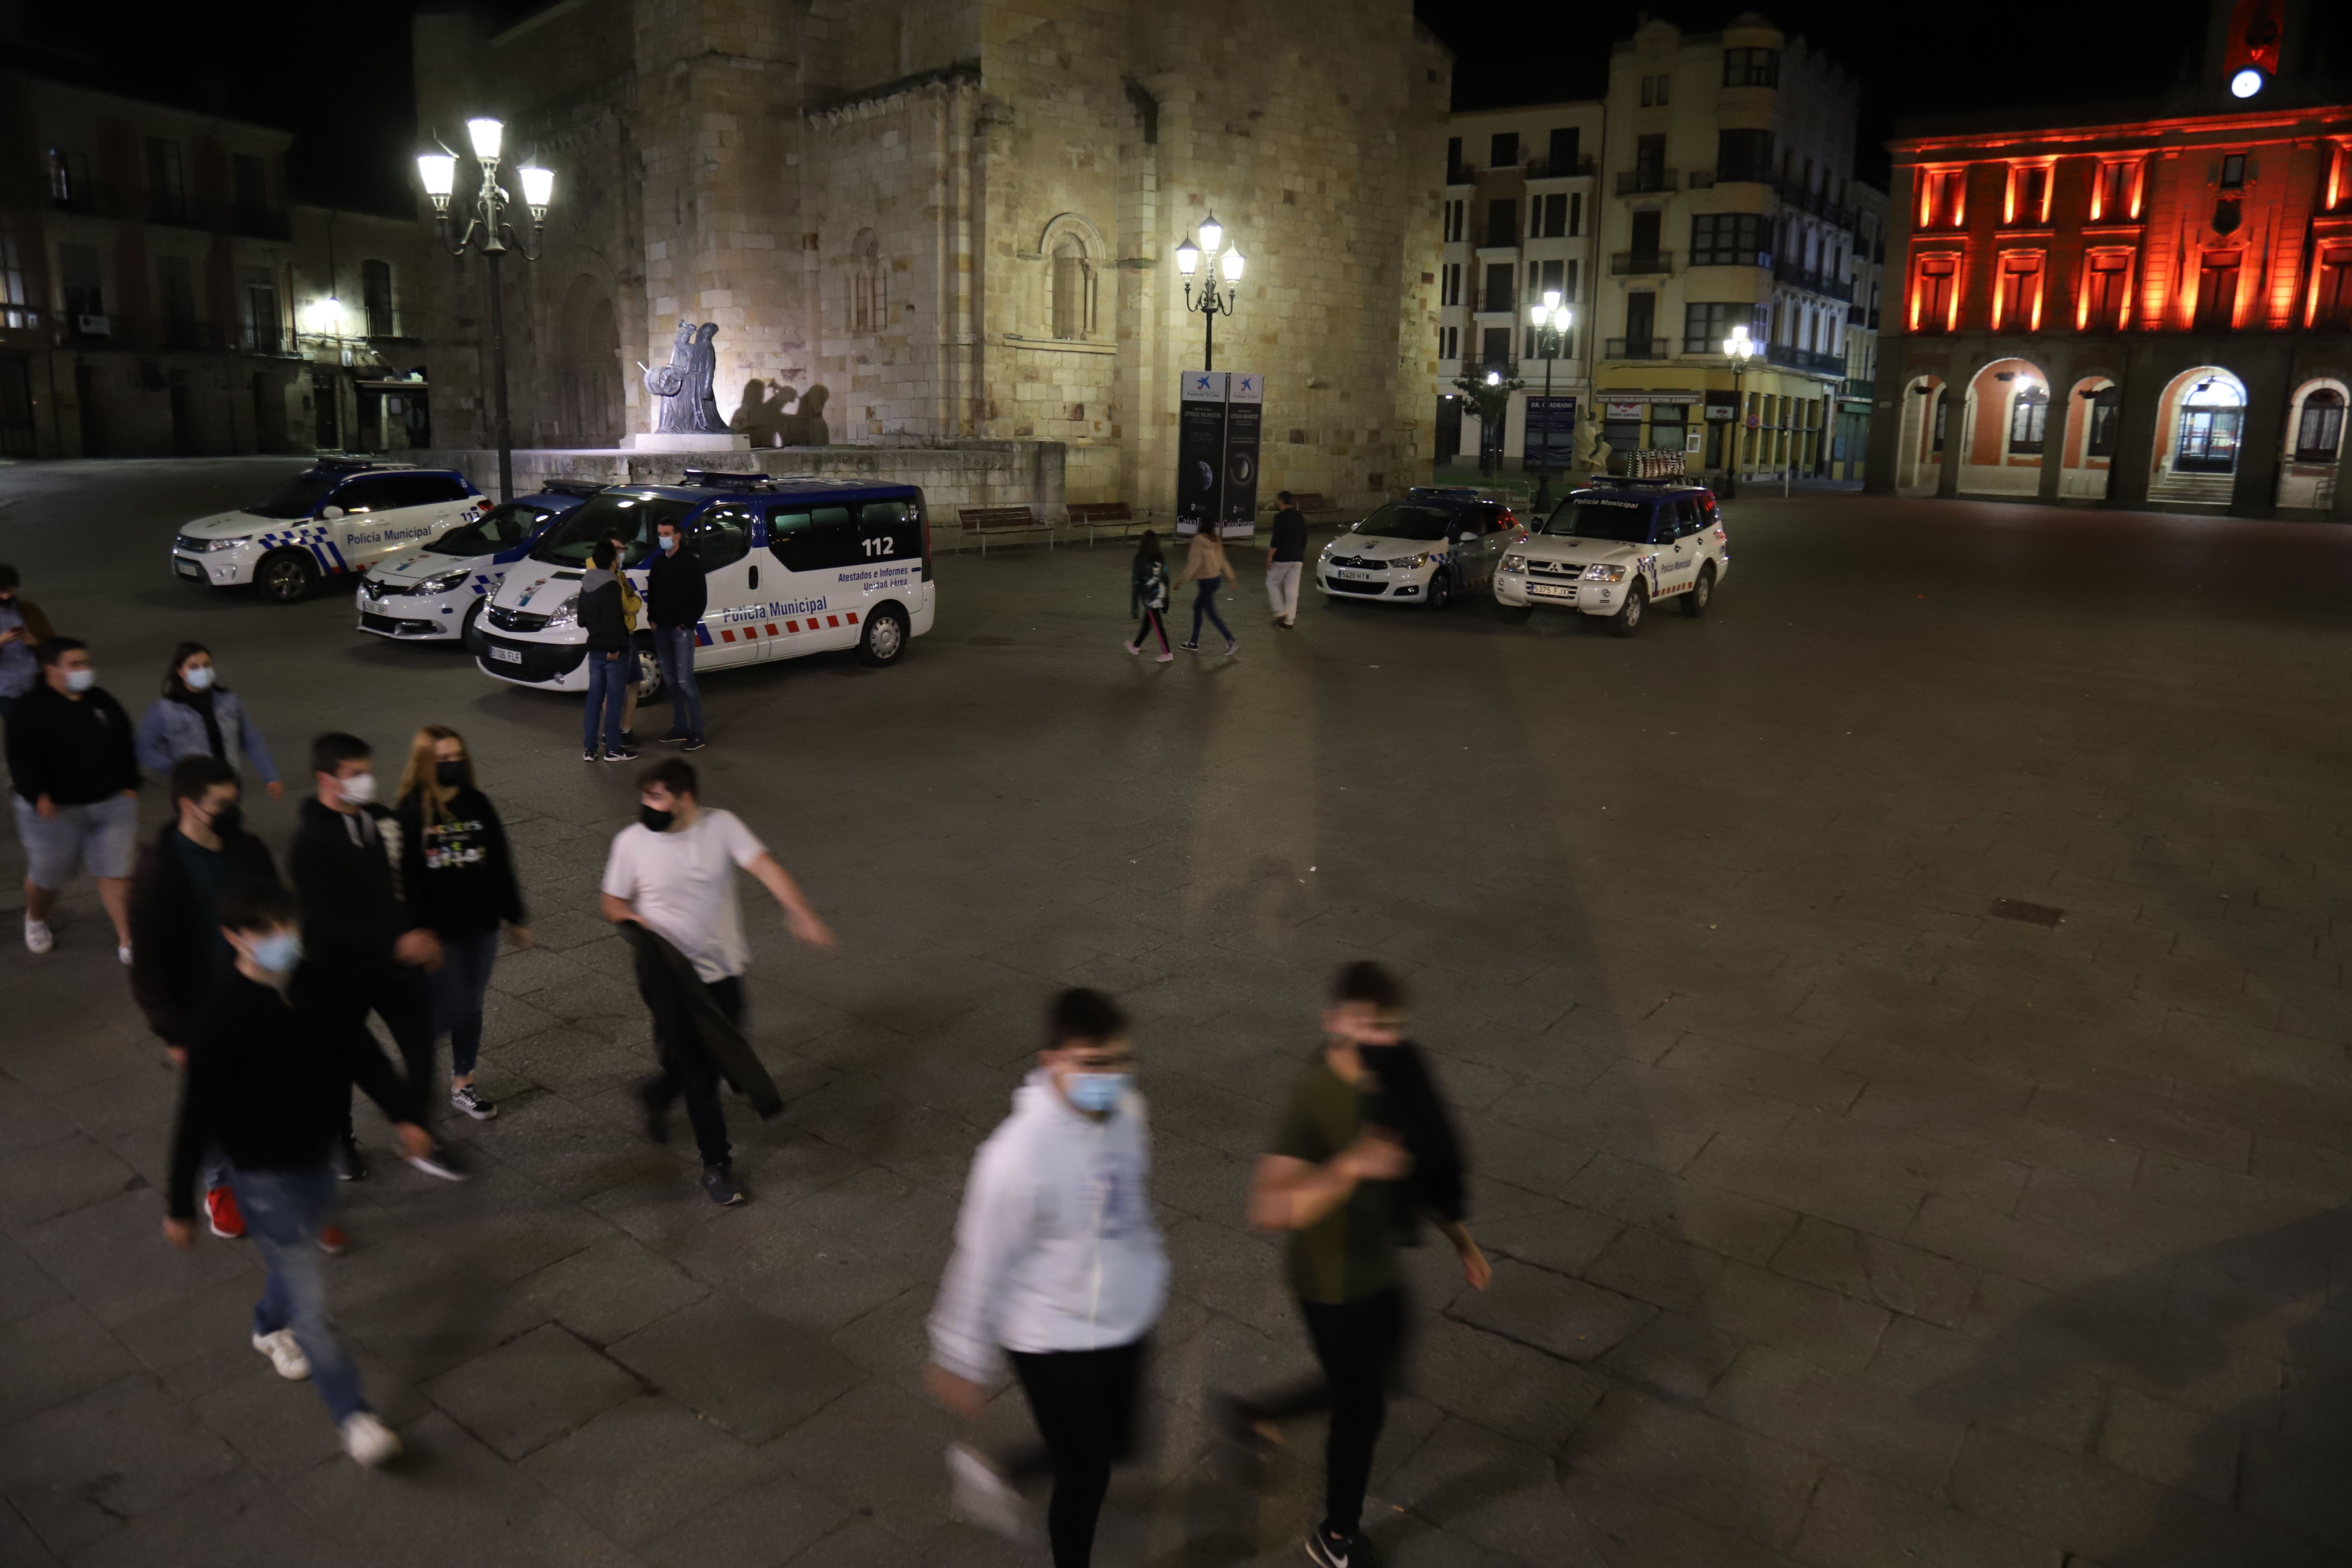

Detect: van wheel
[1681, 565, 1715, 617]
[858, 604, 909, 666]
[256, 550, 318, 604]
[1608, 583, 1647, 638]
[1425, 571, 1452, 611]
[631, 644, 665, 701]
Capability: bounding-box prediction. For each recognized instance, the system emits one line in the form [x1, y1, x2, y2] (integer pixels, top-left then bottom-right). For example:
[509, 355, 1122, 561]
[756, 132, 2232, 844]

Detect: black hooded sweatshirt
[288, 796, 412, 967]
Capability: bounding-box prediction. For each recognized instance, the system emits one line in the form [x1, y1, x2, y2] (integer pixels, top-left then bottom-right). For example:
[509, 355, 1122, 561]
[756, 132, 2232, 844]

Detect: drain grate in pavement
[1988, 898, 2066, 928]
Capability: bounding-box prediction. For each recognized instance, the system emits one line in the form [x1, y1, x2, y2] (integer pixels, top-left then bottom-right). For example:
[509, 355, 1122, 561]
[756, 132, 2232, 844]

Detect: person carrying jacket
[1122, 530, 1173, 663]
[8, 636, 140, 960]
[579, 538, 636, 762]
[644, 515, 707, 749]
[134, 642, 283, 800]
[0, 562, 55, 722]
[926, 988, 1168, 1568]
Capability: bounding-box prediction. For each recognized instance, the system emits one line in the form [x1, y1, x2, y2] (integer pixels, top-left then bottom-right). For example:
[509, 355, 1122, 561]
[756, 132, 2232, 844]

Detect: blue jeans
[583, 649, 631, 752]
[653, 626, 703, 740]
[231, 1163, 368, 1422]
[1189, 576, 1233, 645]
[428, 929, 500, 1078]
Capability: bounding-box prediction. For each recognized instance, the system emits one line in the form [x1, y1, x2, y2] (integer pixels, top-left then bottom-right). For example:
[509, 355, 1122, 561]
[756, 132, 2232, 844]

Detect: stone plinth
[628, 433, 752, 452]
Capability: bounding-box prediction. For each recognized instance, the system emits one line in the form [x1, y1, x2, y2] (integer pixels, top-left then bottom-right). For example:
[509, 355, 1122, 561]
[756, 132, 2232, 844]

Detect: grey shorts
[12, 792, 139, 887]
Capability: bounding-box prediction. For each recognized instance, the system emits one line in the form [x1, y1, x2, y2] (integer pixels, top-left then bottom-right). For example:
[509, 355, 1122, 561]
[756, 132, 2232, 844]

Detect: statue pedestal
[629, 432, 751, 453]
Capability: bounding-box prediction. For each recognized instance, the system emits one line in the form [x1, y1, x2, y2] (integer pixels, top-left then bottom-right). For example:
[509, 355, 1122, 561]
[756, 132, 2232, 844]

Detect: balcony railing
[49, 180, 116, 216]
[1605, 337, 1671, 361]
[1526, 156, 1596, 179]
[363, 309, 422, 343]
[1616, 169, 1677, 196]
[1446, 163, 1472, 186]
[1610, 252, 1674, 276]
[1690, 168, 1774, 191]
[1773, 260, 1854, 303]
[147, 191, 200, 228]
[1766, 342, 1846, 376]
[1842, 379, 1875, 401]
[1774, 177, 1859, 233]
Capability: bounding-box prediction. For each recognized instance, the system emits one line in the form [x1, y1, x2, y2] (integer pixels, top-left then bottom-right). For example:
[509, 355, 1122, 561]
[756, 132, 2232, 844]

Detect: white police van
[1493, 472, 1730, 637]
[473, 471, 933, 696]
[355, 482, 601, 643]
[172, 458, 483, 603]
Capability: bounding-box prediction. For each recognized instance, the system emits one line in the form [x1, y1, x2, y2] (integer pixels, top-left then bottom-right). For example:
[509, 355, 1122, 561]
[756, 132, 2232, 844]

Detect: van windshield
[529, 493, 700, 567]
[427, 501, 544, 557]
[247, 470, 345, 519]
[1352, 503, 1459, 542]
[1540, 499, 1656, 543]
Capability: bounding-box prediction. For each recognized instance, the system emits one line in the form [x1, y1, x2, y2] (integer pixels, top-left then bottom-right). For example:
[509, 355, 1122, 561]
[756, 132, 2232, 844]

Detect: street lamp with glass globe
[416, 118, 554, 501]
[1174, 213, 1245, 371]
[1527, 291, 1573, 512]
[1720, 323, 1757, 499]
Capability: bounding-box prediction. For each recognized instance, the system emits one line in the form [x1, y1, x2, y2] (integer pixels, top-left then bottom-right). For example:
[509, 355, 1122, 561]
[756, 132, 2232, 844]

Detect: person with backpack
[1172, 528, 1237, 655]
[602, 531, 648, 746]
[134, 642, 284, 801]
[579, 539, 636, 763]
[1123, 531, 1174, 663]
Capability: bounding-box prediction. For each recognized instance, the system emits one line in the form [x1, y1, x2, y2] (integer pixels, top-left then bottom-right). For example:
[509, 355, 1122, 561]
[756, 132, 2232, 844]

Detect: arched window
[1051, 234, 1094, 340]
[850, 233, 884, 333]
[2294, 387, 2345, 463]
[2007, 382, 2048, 454]
[2175, 374, 2246, 473]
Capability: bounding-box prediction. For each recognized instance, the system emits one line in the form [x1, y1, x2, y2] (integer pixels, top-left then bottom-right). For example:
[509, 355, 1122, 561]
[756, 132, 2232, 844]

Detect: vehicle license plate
[1338, 570, 1372, 580]
[1527, 583, 1572, 599]
[175, 560, 205, 580]
[488, 646, 522, 664]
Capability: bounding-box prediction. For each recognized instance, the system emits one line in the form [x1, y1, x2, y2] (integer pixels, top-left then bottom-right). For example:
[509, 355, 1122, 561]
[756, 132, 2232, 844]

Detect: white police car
[1493, 476, 1729, 637]
[1314, 487, 1524, 610]
[355, 482, 600, 643]
[172, 459, 482, 604]
[474, 470, 933, 696]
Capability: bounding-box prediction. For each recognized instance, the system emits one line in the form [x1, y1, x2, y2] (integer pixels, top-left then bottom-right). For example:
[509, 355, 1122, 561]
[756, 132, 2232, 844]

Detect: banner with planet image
[1175, 371, 1229, 535]
[1220, 371, 1262, 540]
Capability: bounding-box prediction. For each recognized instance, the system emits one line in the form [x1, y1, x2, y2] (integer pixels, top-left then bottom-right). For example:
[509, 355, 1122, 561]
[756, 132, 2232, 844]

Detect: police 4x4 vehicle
[1314, 486, 1525, 610]
[356, 481, 601, 643]
[474, 470, 933, 697]
[172, 458, 483, 604]
[1493, 462, 1729, 637]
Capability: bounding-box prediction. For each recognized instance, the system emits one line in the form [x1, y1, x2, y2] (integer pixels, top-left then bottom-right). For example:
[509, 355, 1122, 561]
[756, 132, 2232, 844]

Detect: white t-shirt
[600, 808, 769, 981]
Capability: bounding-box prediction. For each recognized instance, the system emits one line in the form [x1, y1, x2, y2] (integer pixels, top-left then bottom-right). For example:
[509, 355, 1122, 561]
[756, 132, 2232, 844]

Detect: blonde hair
[398, 724, 473, 825]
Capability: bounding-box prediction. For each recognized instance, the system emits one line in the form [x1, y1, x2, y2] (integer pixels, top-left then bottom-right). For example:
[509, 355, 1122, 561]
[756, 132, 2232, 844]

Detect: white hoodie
[928, 1069, 1169, 1383]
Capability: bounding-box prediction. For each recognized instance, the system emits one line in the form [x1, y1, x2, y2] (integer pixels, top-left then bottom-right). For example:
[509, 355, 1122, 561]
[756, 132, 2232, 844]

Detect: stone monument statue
[631, 320, 750, 451]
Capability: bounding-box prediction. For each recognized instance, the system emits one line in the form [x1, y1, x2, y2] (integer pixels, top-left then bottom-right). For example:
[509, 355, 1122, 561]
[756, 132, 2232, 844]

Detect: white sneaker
[24, 919, 52, 955]
[118, 942, 132, 965]
[251, 1328, 311, 1381]
[946, 1442, 1036, 1544]
[340, 1411, 402, 1468]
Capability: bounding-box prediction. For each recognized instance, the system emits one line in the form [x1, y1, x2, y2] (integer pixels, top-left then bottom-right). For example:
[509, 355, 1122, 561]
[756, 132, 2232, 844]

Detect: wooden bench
[957, 504, 1054, 556]
[1285, 492, 1335, 517]
[1067, 501, 1140, 548]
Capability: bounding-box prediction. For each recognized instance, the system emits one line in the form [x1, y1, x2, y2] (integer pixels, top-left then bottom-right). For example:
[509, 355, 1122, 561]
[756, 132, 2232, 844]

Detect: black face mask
[207, 802, 244, 840]
[434, 761, 466, 788]
[638, 804, 674, 833]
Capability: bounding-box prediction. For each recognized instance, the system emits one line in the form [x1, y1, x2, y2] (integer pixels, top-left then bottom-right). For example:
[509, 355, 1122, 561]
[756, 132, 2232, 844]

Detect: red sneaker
[205, 1186, 246, 1240]
[317, 1224, 349, 1256]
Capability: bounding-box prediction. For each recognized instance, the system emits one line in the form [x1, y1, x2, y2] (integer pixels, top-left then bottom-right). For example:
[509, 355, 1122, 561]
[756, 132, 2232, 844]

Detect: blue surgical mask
[182, 665, 215, 691]
[1065, 1071, 1130, 1115]
[251, 932, 303, 973]
[64, 668, 96, 693]
[660, 534, 679, 553]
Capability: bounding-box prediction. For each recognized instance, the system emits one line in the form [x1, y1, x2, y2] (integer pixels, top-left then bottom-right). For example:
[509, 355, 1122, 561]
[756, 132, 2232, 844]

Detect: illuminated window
[1994, 253, 2044, 331]
[2007, 383, 2047, 454]
[2082, 252, 2132, 330]
[2193, 253, 2241, 332]
[1911, 255, 1958, 333]
[2313, 249, 2352, 328]
[1919, 169, 1965, 230]
[2091, 164, 2128, 220]
[2007, 166, 2049, 225]
[2293, 389, 2344, 462]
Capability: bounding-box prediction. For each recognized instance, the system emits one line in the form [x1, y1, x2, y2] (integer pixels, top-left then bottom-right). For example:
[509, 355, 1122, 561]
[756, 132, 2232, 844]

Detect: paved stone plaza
[2, 458, 2349, 1567]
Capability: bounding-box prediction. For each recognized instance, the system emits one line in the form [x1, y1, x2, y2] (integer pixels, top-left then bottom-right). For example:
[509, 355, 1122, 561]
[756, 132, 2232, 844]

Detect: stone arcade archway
[1956, 357, 2050, 497]
[2057, 374, 2120, 501]
[2276, 376, 2348, 511]
[2147, 366, 2247, 508]
[1895, 373, 1946, 496]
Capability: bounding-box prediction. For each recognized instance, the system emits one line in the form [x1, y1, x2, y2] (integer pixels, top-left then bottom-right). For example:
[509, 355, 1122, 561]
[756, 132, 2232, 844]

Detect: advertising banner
[1175, 371, 1228, 535]
[1525, 395, 1579, 463]
[1221, 371, 1263, 539]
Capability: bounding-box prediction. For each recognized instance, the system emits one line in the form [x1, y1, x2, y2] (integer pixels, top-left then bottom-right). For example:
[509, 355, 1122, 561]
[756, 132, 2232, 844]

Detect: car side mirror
[321, 506, 345, 520]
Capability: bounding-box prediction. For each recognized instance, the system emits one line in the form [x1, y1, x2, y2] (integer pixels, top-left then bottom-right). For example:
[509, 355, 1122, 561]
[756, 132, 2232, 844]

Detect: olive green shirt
[1271, 1056, 1407, 1305]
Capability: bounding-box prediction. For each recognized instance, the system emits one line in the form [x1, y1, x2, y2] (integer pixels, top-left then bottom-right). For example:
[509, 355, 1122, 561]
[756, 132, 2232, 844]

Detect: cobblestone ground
[2, 457, 2349, 1567]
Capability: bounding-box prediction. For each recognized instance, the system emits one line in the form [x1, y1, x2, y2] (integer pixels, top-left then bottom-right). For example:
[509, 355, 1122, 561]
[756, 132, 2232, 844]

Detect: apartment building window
[1640, 75, 1671, 106]
[1625, 291, 1658, 351]
[242, 266, 280, 352]
[2220, 154, 2246, 190]
[2085, 386, 2122, 456]
[47, 148, 92, 205]
[2194, 253, 2240, 331]
[1482, 263, 1515, 312]
[1485, 199, 1518, 248]
[1716, 129, 1774, 184]
[1723, 47, 1780, 86]
[1444, 200, 1465, 243]
[1490, 132, 1519, 169]
[2314, 248, 2352, 328]
[1911, 254, 1958, 333]
[59, 245, 103, 329]
[1547, 126, 1579, 173]
[1634, 135, 1667, 190]
[157, 254, 198, 344]
[2006, 165, 2050, 225]
[1446, 137, 1465, 182]
[1690, 212, 1769, 266]
[1919, 168, 1965, 229]
[1568, 193, 1582, 236]
[1439, 325, 1460, 360]
[1537, 258, 1565, 299]
[2294, 390, 2344, 462]
[2090, 162, 2136, 221]
[361, 259, 395, 337]
[1441, 263, 1462, 306]
[145, 137, 187, 224]
[2082, 252, 2132, 330]
[0, 217, 29, 330]
[1684, 301, 1760, 354]
[233, 154, 269, 214]
[1480, 326, 1512, 368]
[1992, 253, 2043, 331]
[1532, 193, 1569, 239]
[1563, 257, 1579, 302]
[2007, 383, 2047, 454]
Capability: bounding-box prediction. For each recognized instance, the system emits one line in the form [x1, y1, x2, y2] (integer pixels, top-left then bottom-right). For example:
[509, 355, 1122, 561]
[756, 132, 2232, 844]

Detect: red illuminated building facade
[1865, 0, 2352, 518]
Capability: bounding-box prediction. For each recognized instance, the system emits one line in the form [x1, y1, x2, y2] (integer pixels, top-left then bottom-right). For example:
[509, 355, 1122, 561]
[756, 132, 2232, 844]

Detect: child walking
[1124, 531, 1173, 662]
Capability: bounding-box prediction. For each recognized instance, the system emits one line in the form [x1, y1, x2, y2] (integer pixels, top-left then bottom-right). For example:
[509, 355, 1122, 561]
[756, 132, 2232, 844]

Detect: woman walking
[135, 643, 283, 800]
[1124, 532, 1174, 663]
[1173, 528, 1237, 656]
[395, 726, 530, 1120]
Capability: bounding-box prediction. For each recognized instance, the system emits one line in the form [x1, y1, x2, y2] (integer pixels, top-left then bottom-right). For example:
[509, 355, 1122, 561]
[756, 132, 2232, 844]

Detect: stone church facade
[412, 0, 1452, 511]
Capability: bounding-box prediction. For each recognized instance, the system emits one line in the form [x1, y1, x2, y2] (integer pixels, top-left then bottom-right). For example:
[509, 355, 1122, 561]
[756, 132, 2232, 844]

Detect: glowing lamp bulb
[2229, 67, 2265, 98]
[1174, 239, 1200, 277]
[466, 117, 504, 161]
[519, 164, 554, 213]
[1485, 369, 1502, 386]
[1543, 289, 1562, 311]
[1220, 245, 1245, 282]
[1197, 215, 1224, 255]
[416, 153, 456, 199]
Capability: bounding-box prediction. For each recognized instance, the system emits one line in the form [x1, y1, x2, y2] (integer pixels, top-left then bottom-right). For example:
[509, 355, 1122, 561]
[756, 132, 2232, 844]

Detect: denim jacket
[135, 691, 279, 784]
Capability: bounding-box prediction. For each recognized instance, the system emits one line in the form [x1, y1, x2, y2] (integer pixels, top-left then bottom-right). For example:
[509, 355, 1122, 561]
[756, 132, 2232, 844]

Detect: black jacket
[129, 821, 278, 1048]
[397, 786, 526, 938]
[5, 681, 140, 805]
[167, 966, 414, 1217]
[1269, 507, 1309, 563]
[1130, 557, 1169, 616]
[1360, 1041, 1468, 1229]
[644, 545, 707, 630]
[579, 568, 629, 653]
[616, 919, 782, 1116]
[288, 797, 412, 966]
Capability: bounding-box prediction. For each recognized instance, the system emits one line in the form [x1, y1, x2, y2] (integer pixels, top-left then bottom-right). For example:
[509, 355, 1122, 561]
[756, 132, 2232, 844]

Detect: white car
[173, 459, 483, 604]
[1494, 480, 1730, 637]
[355, 482, 600, 643]
[1314, 488, 1526, 610]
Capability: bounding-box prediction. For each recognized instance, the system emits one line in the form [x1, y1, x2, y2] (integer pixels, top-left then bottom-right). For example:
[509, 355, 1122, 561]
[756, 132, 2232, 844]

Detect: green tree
[1452, 368, 1525, 476]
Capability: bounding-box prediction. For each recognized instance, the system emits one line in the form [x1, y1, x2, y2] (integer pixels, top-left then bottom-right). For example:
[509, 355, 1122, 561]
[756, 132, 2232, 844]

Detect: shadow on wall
[730, 379, 831, 447]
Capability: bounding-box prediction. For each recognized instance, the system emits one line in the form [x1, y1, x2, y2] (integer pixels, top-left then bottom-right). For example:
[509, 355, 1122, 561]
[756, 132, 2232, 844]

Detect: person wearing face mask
[134, 642, 283, 802]
[1228, 961, 1489, 1568]
[289, 732, 464, 1183]
[643, 516, 707, 749]
[925, 989, 1167, 1568]
[395, 725, 530, 1121]
[6, 637, 140, 960]
[579, 538, 636, 763]
[130, 756, 279, 1242]
[0, 564, 56, 723]
[161, 877, 427, 1470]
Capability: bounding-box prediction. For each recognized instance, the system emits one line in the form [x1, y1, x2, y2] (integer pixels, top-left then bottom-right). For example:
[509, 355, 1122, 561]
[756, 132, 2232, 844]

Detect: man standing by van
[580, 539, 636, 763]
[645, 517, 707, 750]
[1265, 491, 1308, 629]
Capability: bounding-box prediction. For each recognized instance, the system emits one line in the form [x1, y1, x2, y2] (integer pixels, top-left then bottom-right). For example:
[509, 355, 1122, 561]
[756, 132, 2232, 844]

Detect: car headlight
[1583, 563, 1627, 582]
[543, 594, 580, 629]
[1501, 554, 1527, 573]
[1389, 554, 1430, 573]
[202, 534, 250, 552]
[412, 569, 470, 595]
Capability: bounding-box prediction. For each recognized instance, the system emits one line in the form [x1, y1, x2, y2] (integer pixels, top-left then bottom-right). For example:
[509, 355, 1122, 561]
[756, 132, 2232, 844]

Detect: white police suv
[173, 459, 483, 604]
[1493, 476, 1729, 637]
[355, 482, 600, 643]
[474, 471, 933, 696]
[1314, 487, 1525, 610]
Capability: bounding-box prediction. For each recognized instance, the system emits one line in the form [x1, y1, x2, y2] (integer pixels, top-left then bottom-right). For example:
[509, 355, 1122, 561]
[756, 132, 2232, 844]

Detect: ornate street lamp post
[1720, 323, 1756, 500]
[1173, 214, 1245, 372]
[1527, 291, 1573, 513]
[416, 118, 553, 501]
